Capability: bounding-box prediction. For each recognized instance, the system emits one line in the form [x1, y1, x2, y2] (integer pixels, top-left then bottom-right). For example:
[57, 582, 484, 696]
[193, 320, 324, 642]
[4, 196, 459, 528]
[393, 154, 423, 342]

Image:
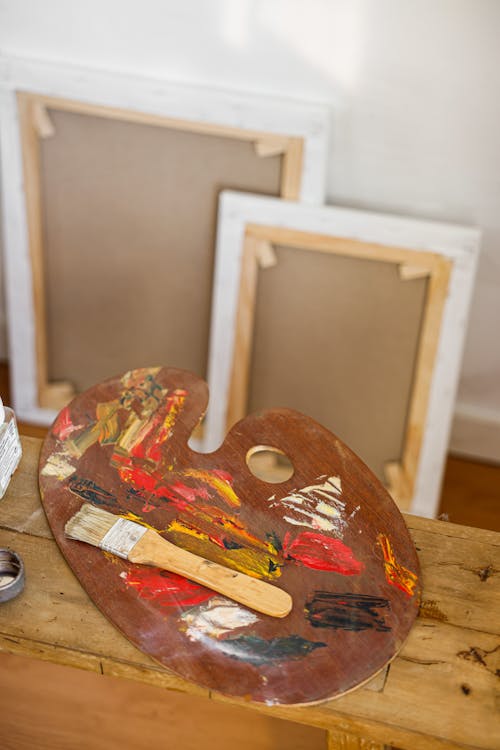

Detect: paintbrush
[65, 503, 292, 617]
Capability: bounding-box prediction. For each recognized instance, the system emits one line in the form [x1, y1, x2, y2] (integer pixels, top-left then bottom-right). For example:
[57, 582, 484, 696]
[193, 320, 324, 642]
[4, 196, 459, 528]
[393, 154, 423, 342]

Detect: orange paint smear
[378, 534, 418, 596]
[174, 501, 274, 555]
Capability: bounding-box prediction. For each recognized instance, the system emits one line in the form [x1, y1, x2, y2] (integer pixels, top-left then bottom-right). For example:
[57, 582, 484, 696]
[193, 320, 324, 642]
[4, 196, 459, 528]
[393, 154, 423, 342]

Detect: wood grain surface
[0, 436, 498, 749]
[38, 367, 421, 705]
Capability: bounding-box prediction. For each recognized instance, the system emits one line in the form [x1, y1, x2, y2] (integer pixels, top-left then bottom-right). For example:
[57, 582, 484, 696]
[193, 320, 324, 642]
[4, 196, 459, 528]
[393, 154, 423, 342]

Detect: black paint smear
[306, 592, 391, 632]
[216, 635, 327, 665]
[126, 486, 147, 503]
[266, 530, 283, 553]
[69, 476, 117, 507]
[222, 539, 244, 550]
[268, 559, 282, 574]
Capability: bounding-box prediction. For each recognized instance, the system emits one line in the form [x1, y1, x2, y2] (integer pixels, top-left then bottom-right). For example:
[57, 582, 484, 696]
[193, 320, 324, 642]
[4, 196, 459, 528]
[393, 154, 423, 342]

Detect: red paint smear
[283, 531, 364, 575]
[122, 567, 214, 607]
[52, 406, 77, 441]
[211, 469, 234, 483]
[169, 481, 211, 504]
[116, 462, 183, 505]
[130, 410, 165, 460]
[115, 459, 234, 517]
[147, 390, 187, 463]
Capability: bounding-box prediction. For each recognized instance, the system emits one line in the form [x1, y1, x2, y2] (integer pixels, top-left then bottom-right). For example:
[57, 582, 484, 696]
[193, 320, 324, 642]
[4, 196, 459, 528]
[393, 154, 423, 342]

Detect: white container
[0, 397, 22, 499]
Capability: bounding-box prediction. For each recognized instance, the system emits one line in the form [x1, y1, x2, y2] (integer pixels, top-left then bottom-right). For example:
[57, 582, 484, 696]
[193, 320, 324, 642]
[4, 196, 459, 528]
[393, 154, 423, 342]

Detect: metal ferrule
[100, 518, 148, 559]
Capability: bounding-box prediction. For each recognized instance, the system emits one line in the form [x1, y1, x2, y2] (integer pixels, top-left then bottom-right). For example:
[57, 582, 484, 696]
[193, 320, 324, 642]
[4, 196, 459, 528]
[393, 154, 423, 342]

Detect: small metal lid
[0, 548, 25, 602]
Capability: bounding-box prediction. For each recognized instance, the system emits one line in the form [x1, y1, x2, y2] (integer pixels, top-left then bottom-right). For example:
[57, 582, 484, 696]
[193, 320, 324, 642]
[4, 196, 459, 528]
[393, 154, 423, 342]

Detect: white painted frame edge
[205, 191, 481, 518]
[0, 54, 329, 426]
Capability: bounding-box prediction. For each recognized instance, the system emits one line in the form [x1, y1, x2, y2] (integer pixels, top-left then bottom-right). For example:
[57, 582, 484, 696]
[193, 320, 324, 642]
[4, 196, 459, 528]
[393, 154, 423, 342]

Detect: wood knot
[475, 564, 496, 582]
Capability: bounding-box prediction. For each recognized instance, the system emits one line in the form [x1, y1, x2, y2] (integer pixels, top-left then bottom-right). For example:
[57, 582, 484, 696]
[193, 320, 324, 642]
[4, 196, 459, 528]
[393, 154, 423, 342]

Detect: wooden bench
[0, 437, 498, 750]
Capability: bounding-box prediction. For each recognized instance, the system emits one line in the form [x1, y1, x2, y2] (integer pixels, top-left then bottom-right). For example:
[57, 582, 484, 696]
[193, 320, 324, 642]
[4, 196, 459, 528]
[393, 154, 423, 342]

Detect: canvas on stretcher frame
[204, 192, 480, 517]
[0, 56, 329, 438]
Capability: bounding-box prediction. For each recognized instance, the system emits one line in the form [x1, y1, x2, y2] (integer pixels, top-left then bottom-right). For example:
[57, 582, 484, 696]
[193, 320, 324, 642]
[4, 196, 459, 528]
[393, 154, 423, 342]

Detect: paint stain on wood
[474, 564, 496, 582]
[419, 599, 448, 622]
[457, 645, 500, 677]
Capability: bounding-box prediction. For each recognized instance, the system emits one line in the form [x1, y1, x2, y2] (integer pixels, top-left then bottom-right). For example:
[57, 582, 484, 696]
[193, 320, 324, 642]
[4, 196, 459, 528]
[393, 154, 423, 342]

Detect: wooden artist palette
[39, 367, 421, 705]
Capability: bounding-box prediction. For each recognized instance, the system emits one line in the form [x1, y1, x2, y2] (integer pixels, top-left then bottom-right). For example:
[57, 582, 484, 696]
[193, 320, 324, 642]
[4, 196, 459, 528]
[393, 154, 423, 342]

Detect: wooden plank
[3, 440, 499, 636]
[328, 732, 384, 750]
[0, 438, 498, 748]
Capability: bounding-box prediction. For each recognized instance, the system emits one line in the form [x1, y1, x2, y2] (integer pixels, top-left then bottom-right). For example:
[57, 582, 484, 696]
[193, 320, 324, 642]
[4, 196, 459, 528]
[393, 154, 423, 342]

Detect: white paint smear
[270, 475, 347, 535]
[181, 597, 259, 641]
[41, 452, 76, 479]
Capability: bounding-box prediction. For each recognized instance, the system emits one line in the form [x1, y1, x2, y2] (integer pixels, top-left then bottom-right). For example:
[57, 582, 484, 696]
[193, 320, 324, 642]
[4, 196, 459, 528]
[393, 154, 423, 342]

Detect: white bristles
[65, 503, 118, 546]
[65, 503, 149, 559]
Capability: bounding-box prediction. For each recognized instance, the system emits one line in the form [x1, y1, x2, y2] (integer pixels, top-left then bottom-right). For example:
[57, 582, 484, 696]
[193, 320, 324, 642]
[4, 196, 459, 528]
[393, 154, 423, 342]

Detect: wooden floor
[0, 653, 324, 750]
[0, 362, 498, 749]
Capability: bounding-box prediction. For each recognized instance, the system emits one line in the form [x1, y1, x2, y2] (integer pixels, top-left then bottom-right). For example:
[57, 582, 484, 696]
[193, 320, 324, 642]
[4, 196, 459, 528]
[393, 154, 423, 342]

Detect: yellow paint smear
[183, 469, 240, 508]
[157, 390, 186, 446]
[116, 413, 151, 454]
[119, 511, 168, 534]
[168, 519, 281, 580]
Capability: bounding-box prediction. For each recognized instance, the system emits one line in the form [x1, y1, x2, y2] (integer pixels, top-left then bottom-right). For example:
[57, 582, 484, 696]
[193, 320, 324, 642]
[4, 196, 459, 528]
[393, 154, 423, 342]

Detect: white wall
[1, 0, 499, 460]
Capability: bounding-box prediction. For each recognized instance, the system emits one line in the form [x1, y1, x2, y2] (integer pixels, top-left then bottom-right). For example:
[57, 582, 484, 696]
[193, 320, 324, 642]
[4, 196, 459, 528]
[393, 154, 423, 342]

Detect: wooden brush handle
[128, 529, 292, 618]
